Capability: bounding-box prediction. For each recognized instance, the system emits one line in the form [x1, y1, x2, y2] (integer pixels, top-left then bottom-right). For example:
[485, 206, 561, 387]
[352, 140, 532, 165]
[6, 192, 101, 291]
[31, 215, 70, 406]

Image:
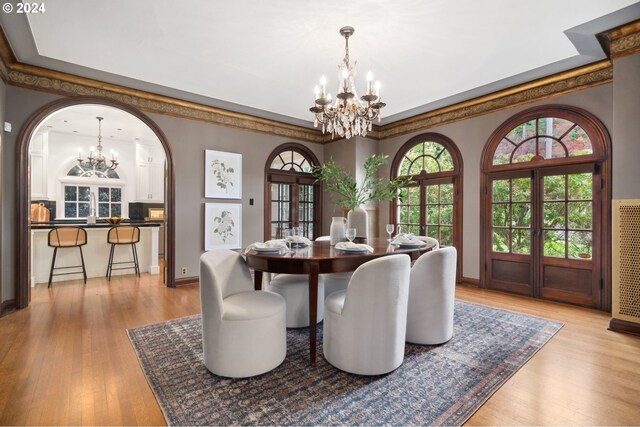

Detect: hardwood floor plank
[0, 277, 638, 425]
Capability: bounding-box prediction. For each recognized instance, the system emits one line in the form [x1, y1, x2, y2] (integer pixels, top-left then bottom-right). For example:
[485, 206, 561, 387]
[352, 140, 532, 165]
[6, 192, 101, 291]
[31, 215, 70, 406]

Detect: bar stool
[106, 225, 141, 280]
[48, 227, 88, 288]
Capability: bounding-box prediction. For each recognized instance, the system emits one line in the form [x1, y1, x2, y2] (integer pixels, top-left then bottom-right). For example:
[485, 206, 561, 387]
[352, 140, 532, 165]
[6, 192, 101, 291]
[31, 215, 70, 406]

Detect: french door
[485, 164, 602, 307]
[267, 177, 319, 241]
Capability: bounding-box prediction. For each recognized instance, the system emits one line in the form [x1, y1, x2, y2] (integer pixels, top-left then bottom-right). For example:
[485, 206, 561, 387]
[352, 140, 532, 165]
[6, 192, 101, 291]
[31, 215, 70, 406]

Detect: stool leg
[131, 243, 140, 277]
[107, 244, 115, 280]
[48, 247, 58, 288]
[78, 246, 87, 284]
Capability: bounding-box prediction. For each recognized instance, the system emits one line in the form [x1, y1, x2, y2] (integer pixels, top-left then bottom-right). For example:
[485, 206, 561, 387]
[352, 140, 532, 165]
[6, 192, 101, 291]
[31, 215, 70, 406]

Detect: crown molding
[602, 20, 640, 59]
[0, 26, 622, 144]
[377, 60, 613, 140]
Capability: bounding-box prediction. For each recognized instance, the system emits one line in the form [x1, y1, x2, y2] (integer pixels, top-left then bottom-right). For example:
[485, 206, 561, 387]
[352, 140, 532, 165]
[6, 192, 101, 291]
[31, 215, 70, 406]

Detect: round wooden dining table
[245, 237, 435, 365]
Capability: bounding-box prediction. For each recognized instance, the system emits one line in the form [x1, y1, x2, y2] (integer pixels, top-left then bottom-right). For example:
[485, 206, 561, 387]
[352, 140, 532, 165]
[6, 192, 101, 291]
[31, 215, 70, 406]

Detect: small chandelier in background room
[310, 26, 386, 139]
[77, 116, 119, 176]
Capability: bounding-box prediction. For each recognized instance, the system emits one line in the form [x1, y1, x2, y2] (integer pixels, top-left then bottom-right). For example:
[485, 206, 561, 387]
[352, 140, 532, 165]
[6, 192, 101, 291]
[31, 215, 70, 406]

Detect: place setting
[335, 227, 374, 253]
[387, 225, 428, 249]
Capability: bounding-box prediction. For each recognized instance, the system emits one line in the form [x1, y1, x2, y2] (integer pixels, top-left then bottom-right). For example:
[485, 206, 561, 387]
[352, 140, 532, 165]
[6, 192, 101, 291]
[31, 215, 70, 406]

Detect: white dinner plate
[253, 247, 285, 253]
[337, 246, 370, 252]
[396, 242, 426, 248]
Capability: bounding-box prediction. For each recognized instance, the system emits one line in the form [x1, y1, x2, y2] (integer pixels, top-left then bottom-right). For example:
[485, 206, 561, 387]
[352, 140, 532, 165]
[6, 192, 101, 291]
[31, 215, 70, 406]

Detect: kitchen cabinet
[135, 143, 165, 202]
[30, 133, 48, 199]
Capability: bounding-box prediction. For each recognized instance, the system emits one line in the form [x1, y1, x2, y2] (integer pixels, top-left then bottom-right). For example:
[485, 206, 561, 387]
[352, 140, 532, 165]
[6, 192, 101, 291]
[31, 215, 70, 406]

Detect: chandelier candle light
[77, 116, 119, 175]
[310, 26, 385, 139]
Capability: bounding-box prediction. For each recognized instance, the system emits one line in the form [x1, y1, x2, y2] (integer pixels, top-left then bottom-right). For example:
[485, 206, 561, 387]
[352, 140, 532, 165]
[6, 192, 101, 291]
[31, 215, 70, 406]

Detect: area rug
[127, 300, 562, 426]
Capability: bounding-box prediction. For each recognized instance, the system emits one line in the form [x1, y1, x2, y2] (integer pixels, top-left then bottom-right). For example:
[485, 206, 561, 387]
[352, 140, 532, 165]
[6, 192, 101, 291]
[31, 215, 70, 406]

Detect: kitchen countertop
[31, 220, 163, 229]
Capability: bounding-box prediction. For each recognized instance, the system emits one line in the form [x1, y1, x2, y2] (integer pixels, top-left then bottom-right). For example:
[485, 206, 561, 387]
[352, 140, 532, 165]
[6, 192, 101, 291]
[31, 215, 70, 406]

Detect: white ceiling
[3, 0, 640, 128]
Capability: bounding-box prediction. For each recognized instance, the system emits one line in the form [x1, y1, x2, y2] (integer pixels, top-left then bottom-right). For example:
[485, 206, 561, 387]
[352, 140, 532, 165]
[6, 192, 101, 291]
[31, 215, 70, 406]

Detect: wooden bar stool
[48, 227, 88, 288]
[106, 225, 141, 280]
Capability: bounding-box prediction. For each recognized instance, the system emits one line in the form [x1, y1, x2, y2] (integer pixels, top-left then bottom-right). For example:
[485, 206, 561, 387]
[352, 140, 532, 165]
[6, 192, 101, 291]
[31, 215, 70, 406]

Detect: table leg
[308, 263, 319, 365]
[254, 270, 263, 291]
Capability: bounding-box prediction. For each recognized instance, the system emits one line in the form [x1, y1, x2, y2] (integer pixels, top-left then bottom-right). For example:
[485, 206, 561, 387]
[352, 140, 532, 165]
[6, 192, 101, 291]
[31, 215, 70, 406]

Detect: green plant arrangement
[311, 154, 412, 210]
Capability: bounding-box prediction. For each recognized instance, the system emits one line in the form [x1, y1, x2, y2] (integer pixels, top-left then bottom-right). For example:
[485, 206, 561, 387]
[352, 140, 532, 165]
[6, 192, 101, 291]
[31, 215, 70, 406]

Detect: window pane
[544, 202, 565, 228]
[493, 139, 514, 165]
[512, 203, 531, 227]
[492, 204, 509, 227]
[98, 187, 109, 202]
[506, 120, 536, 144]
[270, 156, 284, 170]
[568, 231, 592, 259]
[440, 226, 453, 246]
[423, 156, 439, 173]
[78, 202, 90, 217]
[78, 186, 91, 201]
[427, 186, 439, 204]
[440, 184, 453, 204]
[544, 230, 565, 257]
[492, 180, 510, 202]
[440, 205, 453, 225]
[65, 186, 77, 201]
[397, 187, 409, 204]
[548, 118, 574, 139]
[399, 206, 409, 224]
[65, 202, 77, 218]
[512, 178, 530, 202]
[568, 202, 592, 230]
[544, 175, 565, 200]
[111, 187, 122, 202]
[111, 204, 122, 217]
[408, 225, 421, 236]
[99, 203, 109, 217]
[427, 225, 439, 240]
[407, 158, 423, 175]
[564, 126, 593, 156]
[492, 229, 509, 253]
[512, 229, 531, 255]
[409, 206, 420, 225]
[568, 173, 592, 200]
[539, 137, 567, 159]
[512, 140, 537, 163]
[408, 186, 420, 205]
[426, 205, 438, 224]
[439, 150, 454, 171]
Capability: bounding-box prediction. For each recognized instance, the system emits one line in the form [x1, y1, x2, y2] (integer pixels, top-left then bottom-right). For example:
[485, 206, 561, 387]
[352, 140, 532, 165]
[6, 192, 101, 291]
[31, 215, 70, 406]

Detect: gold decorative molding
[0, 24, 620, 144]
[378, 60, 613, 140]
[605, 20, 640, 58]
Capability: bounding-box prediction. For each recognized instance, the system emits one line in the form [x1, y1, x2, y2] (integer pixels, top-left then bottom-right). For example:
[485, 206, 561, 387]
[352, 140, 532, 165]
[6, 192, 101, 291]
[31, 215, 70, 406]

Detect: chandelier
[77, 116, 119, 177]
[310, 26, 385, 139]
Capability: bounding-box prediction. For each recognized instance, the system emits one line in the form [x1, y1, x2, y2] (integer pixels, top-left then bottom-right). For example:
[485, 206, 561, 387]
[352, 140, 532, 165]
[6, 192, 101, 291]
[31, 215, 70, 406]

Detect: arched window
[265, 143, 321, 240]
[391, 133, 463, 279]
[481, 105, 610, 309]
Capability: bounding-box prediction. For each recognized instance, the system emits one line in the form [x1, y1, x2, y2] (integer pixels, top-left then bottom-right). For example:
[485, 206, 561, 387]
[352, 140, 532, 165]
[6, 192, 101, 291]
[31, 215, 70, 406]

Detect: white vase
[330, 217, 347, 245]
[347, 206, 369, 240]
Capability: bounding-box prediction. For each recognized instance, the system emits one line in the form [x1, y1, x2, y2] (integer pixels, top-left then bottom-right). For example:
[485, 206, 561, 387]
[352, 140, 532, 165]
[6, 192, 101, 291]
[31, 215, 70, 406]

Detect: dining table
[245, 237, 436, 365]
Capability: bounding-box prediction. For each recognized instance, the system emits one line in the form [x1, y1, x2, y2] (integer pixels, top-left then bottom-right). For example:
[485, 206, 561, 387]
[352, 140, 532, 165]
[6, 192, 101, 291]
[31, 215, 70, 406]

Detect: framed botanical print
[205, 203, 242, 250]
[205, 150, 242, 199]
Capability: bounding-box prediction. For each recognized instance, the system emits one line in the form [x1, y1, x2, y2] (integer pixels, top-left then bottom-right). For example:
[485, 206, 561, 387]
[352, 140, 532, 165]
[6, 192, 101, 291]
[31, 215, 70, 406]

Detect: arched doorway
[264, 143, 322, 240]
[481, 105, 611, 309]
[16, 96, 176, 308]
[390, 133, 464, 282]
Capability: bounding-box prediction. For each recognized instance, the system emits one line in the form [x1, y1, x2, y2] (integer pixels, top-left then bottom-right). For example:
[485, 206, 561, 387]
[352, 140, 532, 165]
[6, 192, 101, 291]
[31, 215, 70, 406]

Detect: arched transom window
[265, 143, 321, 240]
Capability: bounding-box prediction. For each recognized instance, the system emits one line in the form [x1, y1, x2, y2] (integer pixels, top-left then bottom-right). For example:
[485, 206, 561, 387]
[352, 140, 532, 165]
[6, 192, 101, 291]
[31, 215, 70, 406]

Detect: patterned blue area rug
[128, 300, 562, 426]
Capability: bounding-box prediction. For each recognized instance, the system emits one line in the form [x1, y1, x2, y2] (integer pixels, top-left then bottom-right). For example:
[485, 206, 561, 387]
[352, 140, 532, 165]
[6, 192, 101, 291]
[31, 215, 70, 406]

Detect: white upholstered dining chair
[414, 235, 440, 250]
[316, 235, 352, 298]
[406, 246, 457, 345]
[269, 273, 325, 328]
[323, 254, 411, 375]
[200, 250, 286, 378]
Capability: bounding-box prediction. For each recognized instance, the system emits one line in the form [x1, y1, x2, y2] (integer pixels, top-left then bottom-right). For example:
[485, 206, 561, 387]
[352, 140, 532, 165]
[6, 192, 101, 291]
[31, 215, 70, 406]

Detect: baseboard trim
[461, 277, 480, 287]
[608, 318, 640, 336]
[175, 276, 199, 287]
[1, 299, 16, 317]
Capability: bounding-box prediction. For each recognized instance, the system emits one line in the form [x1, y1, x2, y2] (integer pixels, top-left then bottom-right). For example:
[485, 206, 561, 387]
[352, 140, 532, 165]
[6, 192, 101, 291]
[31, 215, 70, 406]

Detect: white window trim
[58, 177, 127, 219]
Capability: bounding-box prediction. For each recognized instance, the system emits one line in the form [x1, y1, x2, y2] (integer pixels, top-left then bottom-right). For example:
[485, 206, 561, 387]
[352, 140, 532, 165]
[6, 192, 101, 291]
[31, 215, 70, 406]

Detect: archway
[16, 96, 176, 308]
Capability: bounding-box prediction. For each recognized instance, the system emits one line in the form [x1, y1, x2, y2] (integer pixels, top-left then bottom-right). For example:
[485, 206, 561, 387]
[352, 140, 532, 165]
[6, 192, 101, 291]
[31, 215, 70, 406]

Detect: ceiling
[2, 0, 640, 129]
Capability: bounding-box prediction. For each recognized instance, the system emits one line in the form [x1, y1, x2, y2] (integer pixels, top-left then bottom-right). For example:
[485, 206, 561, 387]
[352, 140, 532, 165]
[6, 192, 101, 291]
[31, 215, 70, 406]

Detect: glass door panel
[270, 183, 292, 239]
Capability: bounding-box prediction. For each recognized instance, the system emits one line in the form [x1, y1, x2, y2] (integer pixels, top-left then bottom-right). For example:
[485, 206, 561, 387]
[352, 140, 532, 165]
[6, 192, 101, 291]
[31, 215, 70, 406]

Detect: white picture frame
[205, 203, 242, 250]
[205, 150, 242, 199]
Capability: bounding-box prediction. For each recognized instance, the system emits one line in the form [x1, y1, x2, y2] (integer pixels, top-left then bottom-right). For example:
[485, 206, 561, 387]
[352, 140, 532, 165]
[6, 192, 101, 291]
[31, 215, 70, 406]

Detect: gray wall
[378, 84, 614, 280]
[0, 77, 5, 305]
[612, 54, 640, 199]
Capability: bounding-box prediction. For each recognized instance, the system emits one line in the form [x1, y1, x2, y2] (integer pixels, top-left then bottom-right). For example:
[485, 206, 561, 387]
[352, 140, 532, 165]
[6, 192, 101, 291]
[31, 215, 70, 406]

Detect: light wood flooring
[0, 275, 639, 425]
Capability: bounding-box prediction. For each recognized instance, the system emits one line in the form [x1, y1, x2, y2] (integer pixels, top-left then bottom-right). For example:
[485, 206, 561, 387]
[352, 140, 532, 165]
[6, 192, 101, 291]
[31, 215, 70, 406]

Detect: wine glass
[346, 228, 356, 243]
[386, 224, 394, 241]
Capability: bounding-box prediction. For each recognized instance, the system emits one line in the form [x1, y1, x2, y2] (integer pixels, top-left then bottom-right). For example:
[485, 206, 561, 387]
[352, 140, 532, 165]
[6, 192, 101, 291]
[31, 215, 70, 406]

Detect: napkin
[243, 239, 289, 254]
[335, 241, 374, 253]
[286, 235, 312, 247]
[391, 234, 426, 246]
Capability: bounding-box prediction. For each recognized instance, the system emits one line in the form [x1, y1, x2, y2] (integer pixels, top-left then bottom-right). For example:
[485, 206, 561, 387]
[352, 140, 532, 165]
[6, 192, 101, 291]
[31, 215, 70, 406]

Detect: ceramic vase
[347, 206, 368, 240]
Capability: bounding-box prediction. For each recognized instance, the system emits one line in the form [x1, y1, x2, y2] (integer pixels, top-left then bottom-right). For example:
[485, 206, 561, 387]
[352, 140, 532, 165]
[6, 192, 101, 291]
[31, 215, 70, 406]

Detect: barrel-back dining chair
[106, 225, 141, 280]
[47, 226, 88, 287]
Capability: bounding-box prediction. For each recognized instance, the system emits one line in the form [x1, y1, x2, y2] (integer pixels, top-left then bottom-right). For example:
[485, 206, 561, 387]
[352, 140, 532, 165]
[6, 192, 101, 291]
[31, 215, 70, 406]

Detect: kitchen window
[62, 184, 123, 218]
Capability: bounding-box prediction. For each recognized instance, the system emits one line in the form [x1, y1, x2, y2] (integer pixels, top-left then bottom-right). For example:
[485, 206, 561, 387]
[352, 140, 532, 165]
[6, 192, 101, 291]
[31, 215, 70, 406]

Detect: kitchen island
[31, 221, 162, 286]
